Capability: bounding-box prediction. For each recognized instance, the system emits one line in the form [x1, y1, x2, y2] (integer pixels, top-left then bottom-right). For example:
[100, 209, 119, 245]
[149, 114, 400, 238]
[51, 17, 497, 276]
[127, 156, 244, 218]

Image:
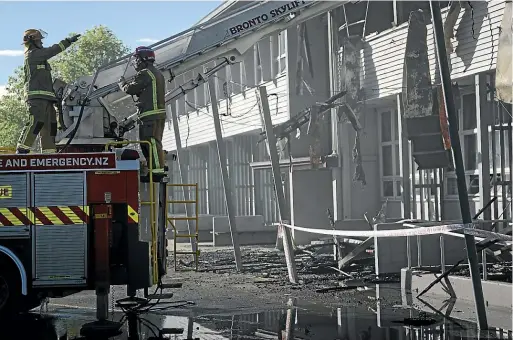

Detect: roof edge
[195, 0, 240, 25]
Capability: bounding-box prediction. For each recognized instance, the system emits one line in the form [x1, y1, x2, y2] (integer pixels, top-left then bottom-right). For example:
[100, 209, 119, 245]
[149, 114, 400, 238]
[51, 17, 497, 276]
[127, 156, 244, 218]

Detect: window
[489, 101, 512, 174]
[243, 48, 255, 87]
[270, 34, 278, 77]
[225, 65, 233, 97]
[445, 92, 480, 197]
[270, 31, 287, 78]
[277, 31, 287, 74]
[230, 63, 243, 95]
[215, 60, 227, 101]
[379, 109, 401, 199]
[204, 62, 215, 106]
[195, 66, 206, 107]
[176, 74, 186, 116]
[183, 71, 196, 114]
[255, 44, 263, 84]
[168, 78, 178, 119]
[169, 76, 186, 117]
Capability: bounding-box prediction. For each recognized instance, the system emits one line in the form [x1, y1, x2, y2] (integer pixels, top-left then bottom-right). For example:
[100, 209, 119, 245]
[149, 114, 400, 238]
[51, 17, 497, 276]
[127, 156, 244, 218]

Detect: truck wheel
[0, 258, 20, 318]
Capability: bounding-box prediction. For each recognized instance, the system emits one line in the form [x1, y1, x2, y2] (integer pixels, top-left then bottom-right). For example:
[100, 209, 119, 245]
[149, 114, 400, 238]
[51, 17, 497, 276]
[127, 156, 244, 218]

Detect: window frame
[254, 43, 263, 85]
[445, 90, 481, 199]
[277, 30, 287, 75]
[378, 108, 402, 200]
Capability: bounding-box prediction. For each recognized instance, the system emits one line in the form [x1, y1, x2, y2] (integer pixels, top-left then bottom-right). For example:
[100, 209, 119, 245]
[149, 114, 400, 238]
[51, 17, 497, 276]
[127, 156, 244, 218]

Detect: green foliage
[51, 25, 130, 83]
[0, 95, 28, 147]
[0, 25, 130, 147]
[5, 66, 26, 100]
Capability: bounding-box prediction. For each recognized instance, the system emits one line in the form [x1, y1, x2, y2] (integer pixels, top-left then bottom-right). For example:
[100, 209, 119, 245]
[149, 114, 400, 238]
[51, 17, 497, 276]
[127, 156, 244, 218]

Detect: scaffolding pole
[430, 1, 488, 329]
[207, 77, 243, 272]
[257, 85, 299, 284]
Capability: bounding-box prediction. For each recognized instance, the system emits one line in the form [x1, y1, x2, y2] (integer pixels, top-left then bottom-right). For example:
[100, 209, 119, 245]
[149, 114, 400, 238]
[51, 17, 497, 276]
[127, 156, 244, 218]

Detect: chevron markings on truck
[0, 206, 89, 226]
[0, 205, 139, 226]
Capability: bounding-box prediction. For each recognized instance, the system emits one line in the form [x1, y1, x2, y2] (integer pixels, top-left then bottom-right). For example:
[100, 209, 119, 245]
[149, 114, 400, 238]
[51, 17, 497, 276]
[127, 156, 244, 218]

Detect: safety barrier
[166, 183, 200, 271]
[105, 140, 159, 285]
[276, 219, 512, 278]
[275, 220, 512, 241]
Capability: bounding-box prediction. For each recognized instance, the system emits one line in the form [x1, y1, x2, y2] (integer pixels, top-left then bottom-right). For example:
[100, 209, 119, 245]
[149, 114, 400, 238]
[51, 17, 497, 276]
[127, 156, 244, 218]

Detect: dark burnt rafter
[295, 22, 314, 96]
[443, 1, 463, 59]
[257, 90, 348, 144]
[295, 23, 306, 96]
[336, 1, 369, 185]
[402, 8, 457, 171]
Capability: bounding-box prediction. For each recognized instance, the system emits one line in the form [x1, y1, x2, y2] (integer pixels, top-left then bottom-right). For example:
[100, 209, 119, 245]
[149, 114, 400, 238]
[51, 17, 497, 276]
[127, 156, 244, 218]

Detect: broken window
[184, 71, 196, 114]
[489, 129, 511, 173]
[271, 30, 287, 78]
[230, 63, 243, 95]
[489, 99, 512, 174]
[255, 44, 263, 84]
[216, 60, 227, 101]
[379, 109, 401, 199]
[445, 91, 480, 197]
[204, 62, 215, 106]
[278, 31, 287, 74]
[195, 66, 206, 107]
[270, 33, 278, 77]
[244, 47, 255, 87]
[462, 93, 477, 130]
[259, 37, 272, 82]
[168, 77, 178, 120]
[175, 74, 186, 117]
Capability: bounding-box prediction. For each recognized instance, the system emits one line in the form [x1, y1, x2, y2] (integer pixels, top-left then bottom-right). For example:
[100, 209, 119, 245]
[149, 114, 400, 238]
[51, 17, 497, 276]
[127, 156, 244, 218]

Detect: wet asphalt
[0, 245, 510, 339]
[0, 284, 510, 340]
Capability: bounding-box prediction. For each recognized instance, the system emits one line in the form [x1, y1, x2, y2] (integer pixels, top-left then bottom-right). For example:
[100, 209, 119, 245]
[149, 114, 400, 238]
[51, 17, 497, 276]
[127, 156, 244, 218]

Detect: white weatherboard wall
[163, 74, 289, 151]
[362, 0, 506, 100]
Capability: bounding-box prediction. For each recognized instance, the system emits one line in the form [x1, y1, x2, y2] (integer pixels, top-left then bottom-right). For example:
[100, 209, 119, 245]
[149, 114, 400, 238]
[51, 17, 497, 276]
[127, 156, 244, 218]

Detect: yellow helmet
[22, 29, 47, 44]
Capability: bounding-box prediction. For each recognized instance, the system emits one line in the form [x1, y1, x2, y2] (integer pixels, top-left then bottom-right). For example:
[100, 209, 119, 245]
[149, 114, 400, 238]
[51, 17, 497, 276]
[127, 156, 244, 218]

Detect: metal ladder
[166, 183, 200, 271]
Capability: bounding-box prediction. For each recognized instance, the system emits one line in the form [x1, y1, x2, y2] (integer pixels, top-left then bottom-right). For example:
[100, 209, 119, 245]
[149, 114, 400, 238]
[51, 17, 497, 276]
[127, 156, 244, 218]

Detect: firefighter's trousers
[139, 117, 166, 174]
[17, 99, 57, 153]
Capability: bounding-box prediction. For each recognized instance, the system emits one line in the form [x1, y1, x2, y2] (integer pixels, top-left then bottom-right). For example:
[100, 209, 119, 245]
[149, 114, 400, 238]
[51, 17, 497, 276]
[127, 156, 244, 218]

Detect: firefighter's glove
[69, 34, 81, 43]
[118, 76, 126, 90]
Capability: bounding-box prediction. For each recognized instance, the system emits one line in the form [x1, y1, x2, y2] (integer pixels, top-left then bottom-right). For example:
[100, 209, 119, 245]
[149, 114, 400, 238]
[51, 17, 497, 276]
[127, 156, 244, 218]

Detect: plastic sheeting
[495, 0, 512, 104]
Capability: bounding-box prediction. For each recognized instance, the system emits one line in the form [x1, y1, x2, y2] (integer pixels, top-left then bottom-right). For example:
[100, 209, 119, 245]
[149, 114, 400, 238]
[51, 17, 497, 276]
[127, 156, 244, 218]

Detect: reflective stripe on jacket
[122, 64, 166, 120]
[24, 39, 72, 102]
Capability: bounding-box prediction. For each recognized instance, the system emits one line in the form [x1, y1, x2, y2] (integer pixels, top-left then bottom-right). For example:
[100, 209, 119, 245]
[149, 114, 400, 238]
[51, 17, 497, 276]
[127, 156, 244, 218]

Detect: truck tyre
[0, 257, 21, 318]
[0, 257, 40, 318]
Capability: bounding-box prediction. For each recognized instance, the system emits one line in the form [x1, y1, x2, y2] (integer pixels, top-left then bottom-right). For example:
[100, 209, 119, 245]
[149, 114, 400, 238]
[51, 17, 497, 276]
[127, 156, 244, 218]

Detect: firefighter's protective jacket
[122, 64, 166, 120]
[24, 38, 72, 102]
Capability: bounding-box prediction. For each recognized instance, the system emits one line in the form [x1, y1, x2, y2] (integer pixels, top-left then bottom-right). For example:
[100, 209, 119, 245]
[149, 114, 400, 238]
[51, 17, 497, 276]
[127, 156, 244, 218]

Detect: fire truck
[0, 0, 345, 331]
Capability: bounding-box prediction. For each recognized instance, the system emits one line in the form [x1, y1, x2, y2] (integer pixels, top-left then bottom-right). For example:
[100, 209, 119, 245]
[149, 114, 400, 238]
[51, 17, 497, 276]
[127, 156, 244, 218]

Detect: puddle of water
[0, 294, 510, 339]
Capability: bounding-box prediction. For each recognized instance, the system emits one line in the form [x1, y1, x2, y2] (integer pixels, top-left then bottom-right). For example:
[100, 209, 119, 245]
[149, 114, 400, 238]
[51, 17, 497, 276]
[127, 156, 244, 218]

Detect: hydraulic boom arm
[87, 0, 348, 106]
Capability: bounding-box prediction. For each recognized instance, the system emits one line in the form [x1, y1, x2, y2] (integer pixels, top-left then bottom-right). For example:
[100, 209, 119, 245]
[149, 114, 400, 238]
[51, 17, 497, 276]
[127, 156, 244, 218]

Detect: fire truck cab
[0, 148, 169, 317]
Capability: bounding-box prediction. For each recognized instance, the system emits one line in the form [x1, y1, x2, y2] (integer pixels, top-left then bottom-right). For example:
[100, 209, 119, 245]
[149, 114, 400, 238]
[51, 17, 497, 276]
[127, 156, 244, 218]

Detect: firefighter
[16, 29, 81, 154]
[118, 46, 166, 176]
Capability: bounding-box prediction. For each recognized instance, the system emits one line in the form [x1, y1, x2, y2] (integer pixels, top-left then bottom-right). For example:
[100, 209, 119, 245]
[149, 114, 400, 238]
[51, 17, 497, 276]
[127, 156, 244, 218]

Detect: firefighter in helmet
[119, 46, 166, 177]
[16, 29, 80, 154]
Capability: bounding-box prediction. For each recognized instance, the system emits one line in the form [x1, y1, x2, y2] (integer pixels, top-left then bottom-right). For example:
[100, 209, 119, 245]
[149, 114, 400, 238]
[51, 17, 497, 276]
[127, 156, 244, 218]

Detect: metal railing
[165, 183, 199, 271]
[105, 140, 158, 285]
[0, 147, 16, 154]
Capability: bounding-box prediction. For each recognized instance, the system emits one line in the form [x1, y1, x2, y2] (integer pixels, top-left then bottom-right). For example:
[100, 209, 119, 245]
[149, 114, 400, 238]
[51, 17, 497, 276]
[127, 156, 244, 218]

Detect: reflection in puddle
[0, 300, 511, 339]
